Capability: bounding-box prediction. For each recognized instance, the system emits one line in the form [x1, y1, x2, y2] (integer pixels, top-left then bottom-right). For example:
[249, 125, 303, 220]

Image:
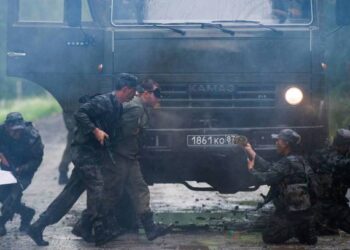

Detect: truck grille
[160, 83, 276, 108]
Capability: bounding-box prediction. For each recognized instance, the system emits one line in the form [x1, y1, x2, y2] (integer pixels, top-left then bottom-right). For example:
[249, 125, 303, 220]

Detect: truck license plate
[187, 134, 239, 146]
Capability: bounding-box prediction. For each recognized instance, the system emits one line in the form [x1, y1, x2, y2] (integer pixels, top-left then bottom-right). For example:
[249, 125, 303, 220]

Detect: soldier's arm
[74, 95, 109, 135]
[254, 155, 271, 171]
[121, 104, 144, 136]
[16, 135, 44, 176]
[332, 156, 350, 176]
[250, 158, 287, 185]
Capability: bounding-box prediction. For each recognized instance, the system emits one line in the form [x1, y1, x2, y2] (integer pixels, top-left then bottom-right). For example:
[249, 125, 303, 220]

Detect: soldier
[27, 73, 138, 246]
[309, 128, 350, 234]
[57, 112, 75, 185]
[73, 79, 171, 242]
[110, 79, 171, 240]
[0, 112, 44, 236]
[245, 129, 317, 245]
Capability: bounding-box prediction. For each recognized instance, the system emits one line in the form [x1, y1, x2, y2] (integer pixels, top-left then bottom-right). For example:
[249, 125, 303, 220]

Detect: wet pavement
[1, 114, 350, 249]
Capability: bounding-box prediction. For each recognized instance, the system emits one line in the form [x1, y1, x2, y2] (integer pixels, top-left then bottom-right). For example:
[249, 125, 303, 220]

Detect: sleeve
[254, 155, 272, 171]
[331, 155, 350, 178]
[121, 104, 144, 137]
[74, 95, 108, 135]
[308, 149, 327, 171]
[250, 158, 289, 185]
[18, 131, 44, 176]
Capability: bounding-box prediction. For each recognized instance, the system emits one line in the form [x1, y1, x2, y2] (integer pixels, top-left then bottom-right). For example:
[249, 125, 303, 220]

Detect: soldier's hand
[247, 158, 255, 171]
[93, 128, 109, 145]
[0, 153, 10, 167]
[244, 143, 256, 160]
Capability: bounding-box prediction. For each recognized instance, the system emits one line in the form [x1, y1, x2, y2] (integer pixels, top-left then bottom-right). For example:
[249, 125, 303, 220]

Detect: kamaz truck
[7, 0, 350, 193]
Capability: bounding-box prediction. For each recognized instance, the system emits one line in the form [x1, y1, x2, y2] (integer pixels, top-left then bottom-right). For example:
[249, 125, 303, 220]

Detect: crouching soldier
[309, 128, 350, 235]
[0, 112, 44, 236]
[245, 129, 317, 245]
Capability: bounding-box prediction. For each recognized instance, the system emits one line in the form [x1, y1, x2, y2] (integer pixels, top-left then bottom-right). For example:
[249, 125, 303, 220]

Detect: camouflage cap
[333, 128, 350, 146]
[4, 112, 25, 130]
[271, 129, 301, 146]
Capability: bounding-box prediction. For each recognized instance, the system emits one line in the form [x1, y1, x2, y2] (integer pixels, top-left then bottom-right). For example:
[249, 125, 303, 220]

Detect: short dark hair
[114, 73, 138, 90]
[137, 79, 159, 93]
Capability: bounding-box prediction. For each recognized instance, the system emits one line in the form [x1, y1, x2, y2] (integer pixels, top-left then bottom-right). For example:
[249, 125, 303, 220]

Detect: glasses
[147, 88, 162, 98]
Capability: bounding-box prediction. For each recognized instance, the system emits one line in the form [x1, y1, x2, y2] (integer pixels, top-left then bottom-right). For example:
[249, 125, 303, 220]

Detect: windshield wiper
[199, 23, 235, 36]
[162, 22, 235, 36]
[145, 23, 186, 35]
[212, 20, 281, 34]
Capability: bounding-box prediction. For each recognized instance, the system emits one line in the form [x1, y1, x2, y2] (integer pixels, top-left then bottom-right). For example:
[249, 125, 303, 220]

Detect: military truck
[7, 0, 350, 193]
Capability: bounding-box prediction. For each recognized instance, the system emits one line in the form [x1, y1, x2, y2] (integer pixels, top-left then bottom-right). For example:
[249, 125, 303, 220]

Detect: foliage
[0, 96, 62, 123]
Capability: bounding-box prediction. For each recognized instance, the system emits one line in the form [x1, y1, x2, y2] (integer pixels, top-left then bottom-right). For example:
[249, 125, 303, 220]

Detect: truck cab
[7, 0, 346, 193]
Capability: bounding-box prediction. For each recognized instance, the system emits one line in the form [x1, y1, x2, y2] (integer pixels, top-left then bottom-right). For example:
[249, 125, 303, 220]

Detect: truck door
[7, 0, 112, 111]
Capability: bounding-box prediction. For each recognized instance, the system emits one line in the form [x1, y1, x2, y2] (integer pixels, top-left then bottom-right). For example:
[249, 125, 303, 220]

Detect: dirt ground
[1, 114, 350, 250]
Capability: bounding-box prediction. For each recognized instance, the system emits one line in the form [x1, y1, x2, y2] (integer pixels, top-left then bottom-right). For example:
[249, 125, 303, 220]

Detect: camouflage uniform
[0, 112, 43, 235]
[103, 96, 151, 217]
[251, 152, 316, 244]
[107, 93, 171, 241]
[309, 132, 350, 234]
[29, 92, 123, 245]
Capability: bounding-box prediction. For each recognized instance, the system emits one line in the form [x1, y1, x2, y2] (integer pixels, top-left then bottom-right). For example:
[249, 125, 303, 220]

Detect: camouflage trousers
[102, 154, 151, 217]
[37, 162, 104, 226]
[262, 210, 317, 244]
[314, 202, 350, 234]
[0, 178, 33, 224]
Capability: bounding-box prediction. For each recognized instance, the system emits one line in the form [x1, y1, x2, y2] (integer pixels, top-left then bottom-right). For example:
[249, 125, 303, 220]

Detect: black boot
[93, 220, 117, 247]
[58, 171, 69, 185]
[27, 219, 49, 246]
[140, 212, 172, 241]
[297, 222, 318, 245]
[0, 218, 7, 237]
[19, 205, 35, 232]
[106, 215, 125, 238]
[71, 213, 94, 243]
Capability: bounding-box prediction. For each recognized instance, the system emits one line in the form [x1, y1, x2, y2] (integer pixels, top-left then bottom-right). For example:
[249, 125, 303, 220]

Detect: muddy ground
[1, 114, 350, 250]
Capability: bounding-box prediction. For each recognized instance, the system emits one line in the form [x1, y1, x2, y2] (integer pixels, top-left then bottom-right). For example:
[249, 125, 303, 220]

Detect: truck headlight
[285, 87, 303, 105]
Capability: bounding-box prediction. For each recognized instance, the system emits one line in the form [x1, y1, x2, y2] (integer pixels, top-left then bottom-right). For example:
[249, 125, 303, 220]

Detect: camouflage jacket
[0, 122, 44, 180]
[251, 154, 313, 212]
[115, 96, 149, 159]
[309, 146, 350, 204]
[72, 92, 123, 148]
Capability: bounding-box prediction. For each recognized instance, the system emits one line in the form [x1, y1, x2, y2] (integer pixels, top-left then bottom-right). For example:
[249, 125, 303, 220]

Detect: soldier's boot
[140, 212, 172, 241]
[0, 217, 7, 237]
[297, 224, 318, 245]
[27, 218, 49, 246]
[58, 171, 69, 185]
[71, 214, 94, 243]
[93, 220, 118, 247]
[106, 215, 125, 238]
[18, 205, 35, 232]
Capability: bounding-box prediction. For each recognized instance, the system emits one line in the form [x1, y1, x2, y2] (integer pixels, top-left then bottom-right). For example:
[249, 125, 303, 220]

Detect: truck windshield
[112, 0, 312, 25]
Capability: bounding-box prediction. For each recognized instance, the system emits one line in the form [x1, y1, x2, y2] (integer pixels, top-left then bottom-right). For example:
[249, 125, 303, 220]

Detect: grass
[0, 96, 62, 123]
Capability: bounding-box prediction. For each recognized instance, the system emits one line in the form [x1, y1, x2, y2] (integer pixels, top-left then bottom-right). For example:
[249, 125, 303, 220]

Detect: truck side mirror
[65, 0, 82, 27]
[336, 0, 350, 26]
